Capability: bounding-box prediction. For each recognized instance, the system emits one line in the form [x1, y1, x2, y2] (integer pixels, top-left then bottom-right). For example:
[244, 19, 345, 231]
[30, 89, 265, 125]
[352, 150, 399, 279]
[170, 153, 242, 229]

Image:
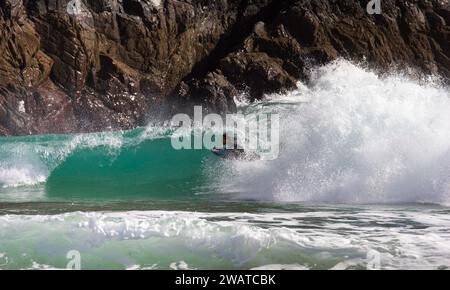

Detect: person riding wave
[212, 133, 244, 158]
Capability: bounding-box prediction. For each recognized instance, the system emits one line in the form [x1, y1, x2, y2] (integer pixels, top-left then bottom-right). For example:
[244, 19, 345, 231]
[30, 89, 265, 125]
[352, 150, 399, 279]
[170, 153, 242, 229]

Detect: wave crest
[214, 60, 450, 204]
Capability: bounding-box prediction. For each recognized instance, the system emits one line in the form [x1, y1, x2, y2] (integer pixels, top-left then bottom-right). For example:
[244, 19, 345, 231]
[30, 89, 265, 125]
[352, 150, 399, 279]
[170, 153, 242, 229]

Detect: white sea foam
[0, 208, 449, 270]
[216, 60, 450, 204]
[251, 264, 309, 270]
[170, 261, 194, 270]
[0, 167, 46, 188]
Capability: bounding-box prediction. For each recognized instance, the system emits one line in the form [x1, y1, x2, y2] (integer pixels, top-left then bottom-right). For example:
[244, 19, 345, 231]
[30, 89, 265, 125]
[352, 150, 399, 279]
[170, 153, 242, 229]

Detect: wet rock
[220, 52, 297, 101]
[0, 0, 449, 135]
[176, 72, 238, 114]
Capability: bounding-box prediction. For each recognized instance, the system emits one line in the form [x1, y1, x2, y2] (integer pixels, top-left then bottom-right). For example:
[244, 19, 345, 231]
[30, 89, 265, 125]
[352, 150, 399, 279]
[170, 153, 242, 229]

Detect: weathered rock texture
[0, 0, 449, 135]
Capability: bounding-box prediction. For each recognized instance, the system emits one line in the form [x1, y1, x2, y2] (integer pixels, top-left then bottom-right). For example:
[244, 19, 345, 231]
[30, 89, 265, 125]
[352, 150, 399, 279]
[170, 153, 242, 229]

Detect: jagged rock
[176, 72, 238, 114]
[0, 82, 78, 135]
[219, 52, 297, 101]
[1, 0, 25, 20]
[0, 0, 449, 135]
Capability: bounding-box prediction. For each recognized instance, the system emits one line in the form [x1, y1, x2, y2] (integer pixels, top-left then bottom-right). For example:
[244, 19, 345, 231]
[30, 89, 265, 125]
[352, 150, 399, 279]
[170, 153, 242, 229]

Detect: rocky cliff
[0, 0, 449, 136]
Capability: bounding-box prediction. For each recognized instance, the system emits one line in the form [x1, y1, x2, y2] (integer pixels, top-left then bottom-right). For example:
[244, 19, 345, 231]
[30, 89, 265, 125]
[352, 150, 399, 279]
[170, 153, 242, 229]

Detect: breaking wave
[1, 60, 449, 205]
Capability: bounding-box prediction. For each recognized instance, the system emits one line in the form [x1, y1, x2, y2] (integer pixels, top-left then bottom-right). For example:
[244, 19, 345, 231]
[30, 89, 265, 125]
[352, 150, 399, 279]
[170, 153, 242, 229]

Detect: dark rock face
[0, 0, 449, 135]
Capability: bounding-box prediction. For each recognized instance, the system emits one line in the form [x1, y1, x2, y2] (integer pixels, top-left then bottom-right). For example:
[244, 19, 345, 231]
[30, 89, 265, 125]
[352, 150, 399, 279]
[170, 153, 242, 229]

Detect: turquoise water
[0, 129, 214, 202]
[1, 61, 450, 270]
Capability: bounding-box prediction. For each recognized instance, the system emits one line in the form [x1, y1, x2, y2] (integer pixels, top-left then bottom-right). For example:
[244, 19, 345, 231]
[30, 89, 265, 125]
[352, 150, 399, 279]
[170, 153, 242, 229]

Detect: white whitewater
[1, 60, 450, 205]
[1, 60, 450, 270]
[1, 207, 449, 270]
[215, 60, 450, 205]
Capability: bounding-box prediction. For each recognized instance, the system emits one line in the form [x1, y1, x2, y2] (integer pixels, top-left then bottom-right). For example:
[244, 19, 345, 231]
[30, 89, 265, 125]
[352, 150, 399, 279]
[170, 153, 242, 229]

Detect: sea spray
[1, 60, 449, 205]
[213, 60, 450, 204]
[1, 60, 450, 270]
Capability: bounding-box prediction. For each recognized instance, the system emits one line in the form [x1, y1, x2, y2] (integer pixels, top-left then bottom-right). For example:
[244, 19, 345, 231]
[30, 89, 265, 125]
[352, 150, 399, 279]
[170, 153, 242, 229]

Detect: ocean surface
[1, 61, 449, 270]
